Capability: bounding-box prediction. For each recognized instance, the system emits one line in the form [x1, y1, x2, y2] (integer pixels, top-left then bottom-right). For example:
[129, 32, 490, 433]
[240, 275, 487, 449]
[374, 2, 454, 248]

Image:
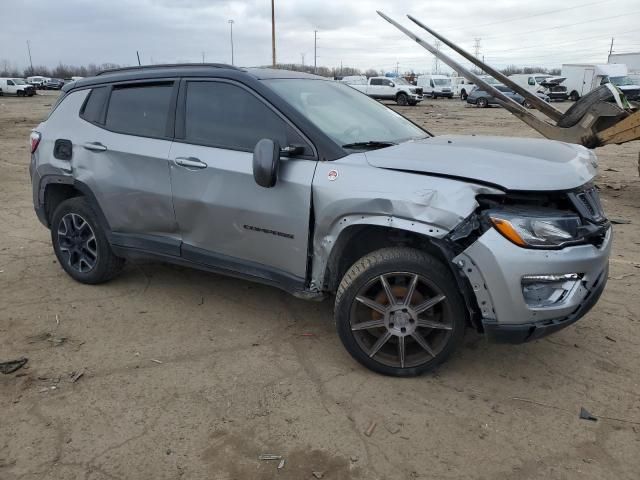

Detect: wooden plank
[599, 110, 640, 145]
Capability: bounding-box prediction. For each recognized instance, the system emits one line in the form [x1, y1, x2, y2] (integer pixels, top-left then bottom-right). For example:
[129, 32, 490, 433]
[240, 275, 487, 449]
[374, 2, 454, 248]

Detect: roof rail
[96, 63, 241, 76]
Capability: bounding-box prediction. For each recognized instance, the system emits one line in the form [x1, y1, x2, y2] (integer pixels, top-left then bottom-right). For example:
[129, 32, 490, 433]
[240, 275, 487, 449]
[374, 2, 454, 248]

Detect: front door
[169, 80, 317, 283]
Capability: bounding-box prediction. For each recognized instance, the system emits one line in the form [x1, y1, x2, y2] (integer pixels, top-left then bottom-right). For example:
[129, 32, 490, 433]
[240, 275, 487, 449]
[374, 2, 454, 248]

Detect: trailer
[609, 52, 640, 74]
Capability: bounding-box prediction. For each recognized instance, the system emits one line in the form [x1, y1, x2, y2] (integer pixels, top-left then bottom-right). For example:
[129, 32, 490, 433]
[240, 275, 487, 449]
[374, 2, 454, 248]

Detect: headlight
[410, 88, 417, 93]
[487, 210, 582, 248]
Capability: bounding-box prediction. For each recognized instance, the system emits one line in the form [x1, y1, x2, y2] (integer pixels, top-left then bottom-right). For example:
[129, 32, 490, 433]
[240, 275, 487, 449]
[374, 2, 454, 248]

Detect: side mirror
[389, 82, 395, 87]
[253, 138, 280, 188]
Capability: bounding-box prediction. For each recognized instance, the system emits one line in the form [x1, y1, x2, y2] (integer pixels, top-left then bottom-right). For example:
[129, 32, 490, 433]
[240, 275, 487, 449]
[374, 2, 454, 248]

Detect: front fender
[309, 154, 502, 290]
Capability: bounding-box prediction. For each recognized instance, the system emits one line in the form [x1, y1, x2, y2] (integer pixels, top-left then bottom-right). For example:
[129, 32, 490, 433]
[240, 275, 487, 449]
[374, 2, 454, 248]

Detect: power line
[467, 0, 611, 30]
[482, 10, 640, 40]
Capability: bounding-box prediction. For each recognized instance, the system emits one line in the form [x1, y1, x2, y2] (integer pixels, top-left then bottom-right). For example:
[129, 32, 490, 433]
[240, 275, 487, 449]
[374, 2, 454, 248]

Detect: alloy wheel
[349, 272, 452, 369]
[57, 213, 98, 273]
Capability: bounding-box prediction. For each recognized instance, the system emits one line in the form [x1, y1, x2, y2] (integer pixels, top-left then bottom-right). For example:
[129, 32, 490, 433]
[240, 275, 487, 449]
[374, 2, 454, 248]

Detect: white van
[451, 76, 475, 99]
[0, 78, 36, 97]
[417, 74, 453, 98]
[508, 73, 568, 101]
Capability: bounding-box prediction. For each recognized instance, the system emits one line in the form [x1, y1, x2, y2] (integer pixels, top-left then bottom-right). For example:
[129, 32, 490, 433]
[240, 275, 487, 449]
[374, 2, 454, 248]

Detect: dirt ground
[1, 91, 639, 480]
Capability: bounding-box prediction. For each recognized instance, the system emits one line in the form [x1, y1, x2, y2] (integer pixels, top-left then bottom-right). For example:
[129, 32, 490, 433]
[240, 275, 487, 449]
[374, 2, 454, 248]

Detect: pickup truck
[347, 76, 423, 105]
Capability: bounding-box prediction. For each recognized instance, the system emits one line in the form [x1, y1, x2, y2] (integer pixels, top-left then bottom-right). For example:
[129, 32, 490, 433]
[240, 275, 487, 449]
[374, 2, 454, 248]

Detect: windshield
[12, 78, 27, 85]
[433, 78, 451, 86]
[266, 79, 427, 147]
[534, 76, 550, 83]
[610, 76, 637, 86]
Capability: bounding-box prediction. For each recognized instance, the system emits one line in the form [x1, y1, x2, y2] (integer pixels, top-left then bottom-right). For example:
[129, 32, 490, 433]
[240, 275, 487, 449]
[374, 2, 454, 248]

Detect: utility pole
[434, 39, 441, 74]
[202, 52, 205, 63]
[396, 61, 400, 76]
[228, 19, 235, 65]
[609, 37, 614, 58]
[26, 40, 33, 72]
[301, 53, 305, 68]
[314, 30, 318, 74]
[271, 0, 276, 67]
[136, 51, 141, 66]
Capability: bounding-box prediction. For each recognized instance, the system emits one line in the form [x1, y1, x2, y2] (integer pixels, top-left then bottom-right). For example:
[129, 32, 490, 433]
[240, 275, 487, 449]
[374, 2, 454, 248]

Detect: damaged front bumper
[453, 226, 611, 343]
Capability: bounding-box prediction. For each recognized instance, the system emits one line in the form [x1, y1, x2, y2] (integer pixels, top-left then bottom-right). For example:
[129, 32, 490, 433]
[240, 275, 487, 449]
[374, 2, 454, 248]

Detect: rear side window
[183, 81, 308, 153]
[80, 86, 109, 123]
[370, 79, 382, 86]
[106, 83, 173, 138]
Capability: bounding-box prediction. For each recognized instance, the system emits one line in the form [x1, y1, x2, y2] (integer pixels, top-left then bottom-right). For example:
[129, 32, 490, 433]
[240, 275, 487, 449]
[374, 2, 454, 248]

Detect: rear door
[168, 79, 317, 283]
[72, 81, 180, 254]
[582, 68, 595, 95]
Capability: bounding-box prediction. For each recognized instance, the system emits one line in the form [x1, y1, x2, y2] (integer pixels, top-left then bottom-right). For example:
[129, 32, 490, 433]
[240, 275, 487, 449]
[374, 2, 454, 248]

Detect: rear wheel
[51, 197, 124, 284]
[460, 89, 467, 100]
[335, 247, 466, 376]
[396, 93, 409, 106]
[569, 91, 580, 101]
[476, 97, 488, 108]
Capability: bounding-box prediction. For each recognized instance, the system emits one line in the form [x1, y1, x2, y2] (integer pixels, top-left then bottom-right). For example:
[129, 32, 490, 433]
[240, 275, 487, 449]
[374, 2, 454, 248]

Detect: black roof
[63, 64, 326, 92]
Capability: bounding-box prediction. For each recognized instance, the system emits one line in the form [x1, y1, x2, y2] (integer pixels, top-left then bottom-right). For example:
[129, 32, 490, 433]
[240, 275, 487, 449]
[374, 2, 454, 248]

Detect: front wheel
[396, 93, 409, 106]
[51, 197, 125, 284]
[334, 247, 466, 376]
[569, 91, 580, 101]
[476, 97, 488, 108]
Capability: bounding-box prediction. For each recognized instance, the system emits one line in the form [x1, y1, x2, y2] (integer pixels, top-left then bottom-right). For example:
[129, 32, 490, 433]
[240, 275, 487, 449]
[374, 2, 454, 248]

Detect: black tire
[476, 97, 488, 108]
[431, 91, 437, 99]
[334, 247, 466, 377]
[569, 91, 580, 102]
[396, 93, 409, 106]
[17, 90, 24, 97]
[460, 89, 467, 100]
[51, 197, 124, 284]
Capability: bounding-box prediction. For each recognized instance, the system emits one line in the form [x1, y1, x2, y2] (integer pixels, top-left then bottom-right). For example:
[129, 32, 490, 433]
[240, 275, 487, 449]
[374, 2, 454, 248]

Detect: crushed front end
[449, 184, 611, 343]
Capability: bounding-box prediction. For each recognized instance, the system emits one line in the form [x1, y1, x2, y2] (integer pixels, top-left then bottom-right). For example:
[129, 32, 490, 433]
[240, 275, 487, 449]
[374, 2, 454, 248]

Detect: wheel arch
[317, 222, 482, 330]
[40, 176, 112, 236]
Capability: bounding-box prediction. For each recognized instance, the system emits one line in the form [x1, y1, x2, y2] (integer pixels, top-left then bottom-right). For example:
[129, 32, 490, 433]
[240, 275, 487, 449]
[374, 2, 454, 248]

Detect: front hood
[365, 135, 597, 191]
[539, 76, 566, 87]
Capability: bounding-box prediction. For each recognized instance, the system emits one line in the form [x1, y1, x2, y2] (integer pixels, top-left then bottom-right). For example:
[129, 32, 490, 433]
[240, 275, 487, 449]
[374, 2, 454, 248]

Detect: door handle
[83, 142, 107, 152]
[174, 157, 207, 169]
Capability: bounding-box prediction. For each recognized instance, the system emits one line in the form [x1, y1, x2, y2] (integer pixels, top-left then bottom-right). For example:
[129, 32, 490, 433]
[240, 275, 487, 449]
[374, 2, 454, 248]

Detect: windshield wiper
[341, 140, 397, 150]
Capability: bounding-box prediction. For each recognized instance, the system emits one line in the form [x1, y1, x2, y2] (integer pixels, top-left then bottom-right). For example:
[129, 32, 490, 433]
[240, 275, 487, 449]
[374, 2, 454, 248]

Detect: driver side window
[183, 81, 311, 155]
[7, 80, 15, 86]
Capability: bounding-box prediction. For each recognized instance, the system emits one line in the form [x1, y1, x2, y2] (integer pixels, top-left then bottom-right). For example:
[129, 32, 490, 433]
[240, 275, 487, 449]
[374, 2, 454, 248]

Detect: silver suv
[30, 64, 611, 376]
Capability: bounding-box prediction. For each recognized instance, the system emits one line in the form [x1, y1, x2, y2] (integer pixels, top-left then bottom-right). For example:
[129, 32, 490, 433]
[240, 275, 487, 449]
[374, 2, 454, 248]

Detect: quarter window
[80, 86, 109, 123]
[105, 82, 174, 138]
[184, 81, 307, 152]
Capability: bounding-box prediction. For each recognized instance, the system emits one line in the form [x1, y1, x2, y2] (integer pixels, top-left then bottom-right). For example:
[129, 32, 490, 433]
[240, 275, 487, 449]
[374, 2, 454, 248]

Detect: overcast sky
[2, 0, 639, 73]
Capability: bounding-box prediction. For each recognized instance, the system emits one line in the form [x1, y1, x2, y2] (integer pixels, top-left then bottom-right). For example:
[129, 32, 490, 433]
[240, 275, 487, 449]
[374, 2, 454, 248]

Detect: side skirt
[110, 238, 324, 301]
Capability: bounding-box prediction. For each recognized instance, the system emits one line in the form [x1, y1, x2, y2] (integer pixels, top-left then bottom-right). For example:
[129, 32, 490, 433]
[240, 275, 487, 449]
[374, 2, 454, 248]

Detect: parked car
[417, 74, 453, 98]
[607, 75, 640, 101]
[30, 65, 610, 376]
[45, 78, 65, 90]
[467, 84, 549, 108]
[26, 76, 49, 89]
[0, 78, 36, 96]
[508, 73, 568, 101]
[451, 76, 475, 100]
[347, 76, 423, 105]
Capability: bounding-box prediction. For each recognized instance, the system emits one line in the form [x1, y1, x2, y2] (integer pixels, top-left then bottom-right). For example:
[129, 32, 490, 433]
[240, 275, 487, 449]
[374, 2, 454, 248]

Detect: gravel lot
[1, 91, 639, 480]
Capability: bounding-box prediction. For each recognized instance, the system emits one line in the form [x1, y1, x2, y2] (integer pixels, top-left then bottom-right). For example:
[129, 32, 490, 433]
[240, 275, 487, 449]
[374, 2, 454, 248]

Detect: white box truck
[561, 63, 640, 101]
[608, 52, 640, 73]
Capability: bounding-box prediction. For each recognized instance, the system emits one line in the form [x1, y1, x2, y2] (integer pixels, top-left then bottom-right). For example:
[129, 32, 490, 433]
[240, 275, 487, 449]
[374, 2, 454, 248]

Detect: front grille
[569, 186, 605, 223]
[550, 86, 567, 92]
[415, 88, 423, 95]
